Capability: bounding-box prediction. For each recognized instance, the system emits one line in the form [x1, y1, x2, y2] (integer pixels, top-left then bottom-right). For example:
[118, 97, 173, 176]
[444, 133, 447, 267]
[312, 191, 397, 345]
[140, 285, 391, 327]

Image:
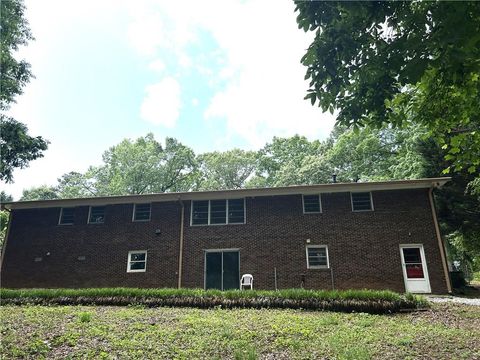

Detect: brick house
[0, 178, 451, 294]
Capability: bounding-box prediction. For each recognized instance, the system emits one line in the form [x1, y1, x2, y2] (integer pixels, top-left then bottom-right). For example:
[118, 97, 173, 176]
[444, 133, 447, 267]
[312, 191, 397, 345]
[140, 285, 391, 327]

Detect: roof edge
[1, 177, 451, 210]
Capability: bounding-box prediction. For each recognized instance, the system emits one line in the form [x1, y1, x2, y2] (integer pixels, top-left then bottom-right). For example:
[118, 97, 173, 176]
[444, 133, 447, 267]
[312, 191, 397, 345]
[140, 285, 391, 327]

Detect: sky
[3, 0, 336, 200]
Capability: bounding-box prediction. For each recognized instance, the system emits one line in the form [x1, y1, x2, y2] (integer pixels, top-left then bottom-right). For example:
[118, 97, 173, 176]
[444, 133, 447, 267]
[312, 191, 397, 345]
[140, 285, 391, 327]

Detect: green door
[205, 251, 239, 290]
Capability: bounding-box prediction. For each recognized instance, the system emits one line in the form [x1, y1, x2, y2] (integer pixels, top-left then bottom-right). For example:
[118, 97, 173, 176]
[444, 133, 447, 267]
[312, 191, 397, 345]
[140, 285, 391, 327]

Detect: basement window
[351, 192, 373, 212]
[306, 245, 329, 269]
[88, 206, 105, 224]
[303, 195, 322, 213]
[133, 203, 151, 222]
[127, 251, 147, 272]
[59, 207, 74, 225]
[191, 199, 245, 226]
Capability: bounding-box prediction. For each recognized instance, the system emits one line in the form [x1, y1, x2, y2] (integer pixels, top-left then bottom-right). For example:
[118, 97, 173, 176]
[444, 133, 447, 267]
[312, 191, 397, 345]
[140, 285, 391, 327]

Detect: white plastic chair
[240, 274, 253, 290]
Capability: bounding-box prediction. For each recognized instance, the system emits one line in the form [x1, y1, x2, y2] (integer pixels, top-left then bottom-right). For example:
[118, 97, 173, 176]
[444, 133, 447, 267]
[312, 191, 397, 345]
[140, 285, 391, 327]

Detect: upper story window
[351, 192, 373, 212]
[303, 195, 322, 213]
[59, 207, 74, 225]
[306, 245, 329, 269]
[191, 198, 245, 226]
[88, 206, 105, 224]
[133, 203, 151, 222]
[127, 250, 147, 272]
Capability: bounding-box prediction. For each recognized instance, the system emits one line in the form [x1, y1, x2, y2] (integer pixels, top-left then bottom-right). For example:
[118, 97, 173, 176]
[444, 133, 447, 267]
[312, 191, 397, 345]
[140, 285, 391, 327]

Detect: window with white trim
[191, 199, 245, 226]
[59, 207, 74, 225]
[306, 245, 329, 269]
[303, 195, 322, 213]
[127, 251, 147, 272]
[133, 203, 151, 222]
[351, 192, 373, 211]
[88, 206, 106, 224]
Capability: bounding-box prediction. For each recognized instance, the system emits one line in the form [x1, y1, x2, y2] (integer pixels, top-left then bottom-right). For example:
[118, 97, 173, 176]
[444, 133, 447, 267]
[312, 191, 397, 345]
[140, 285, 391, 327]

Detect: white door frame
[399, 244, 431, 293]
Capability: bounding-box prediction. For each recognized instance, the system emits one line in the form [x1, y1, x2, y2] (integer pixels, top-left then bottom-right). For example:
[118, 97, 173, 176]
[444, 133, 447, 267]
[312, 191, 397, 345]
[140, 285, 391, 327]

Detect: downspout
[0, 208, 12, 272]
[428, 187, 452, 293]
[177, 198, 185, 289]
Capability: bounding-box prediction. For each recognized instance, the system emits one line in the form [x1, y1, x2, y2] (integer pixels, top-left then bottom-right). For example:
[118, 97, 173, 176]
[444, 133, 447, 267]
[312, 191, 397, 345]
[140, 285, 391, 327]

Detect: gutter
[428, 187, 452, 293]
[177, 197, 185, 288]
[1, 177, 452, 210]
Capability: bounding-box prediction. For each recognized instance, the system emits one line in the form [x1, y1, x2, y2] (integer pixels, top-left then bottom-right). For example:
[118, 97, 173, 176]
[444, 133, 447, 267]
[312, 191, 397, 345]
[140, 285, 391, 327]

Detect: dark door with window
[205, 251, 240, 290]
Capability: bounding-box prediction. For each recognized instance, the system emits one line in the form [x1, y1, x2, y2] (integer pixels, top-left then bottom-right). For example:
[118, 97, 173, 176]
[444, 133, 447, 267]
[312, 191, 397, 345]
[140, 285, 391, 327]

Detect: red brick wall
[0, 189, 449, 293]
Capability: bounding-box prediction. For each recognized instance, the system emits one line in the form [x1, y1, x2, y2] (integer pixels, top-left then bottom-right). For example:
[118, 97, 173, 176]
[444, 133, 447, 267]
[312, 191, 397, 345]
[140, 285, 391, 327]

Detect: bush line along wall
[0, 288, 427, 314]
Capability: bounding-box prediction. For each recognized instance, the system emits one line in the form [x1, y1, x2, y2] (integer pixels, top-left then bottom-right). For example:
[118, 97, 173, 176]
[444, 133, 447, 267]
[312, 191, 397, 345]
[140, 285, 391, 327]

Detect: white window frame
[88, 205, 106, 224]
[350, 192, 374, 212]
[58, 207, 75, 225]
[127, 250, 147, 273]
[302, 194, 322, 214]
[306, 245, 329, 269]
[132, 203, 151, 222]
[190, 198, 246, 226]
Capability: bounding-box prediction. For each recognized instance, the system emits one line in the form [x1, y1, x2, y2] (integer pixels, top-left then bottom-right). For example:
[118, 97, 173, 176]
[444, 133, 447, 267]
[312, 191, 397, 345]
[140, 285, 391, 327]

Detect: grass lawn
[1, 303, 478, 360]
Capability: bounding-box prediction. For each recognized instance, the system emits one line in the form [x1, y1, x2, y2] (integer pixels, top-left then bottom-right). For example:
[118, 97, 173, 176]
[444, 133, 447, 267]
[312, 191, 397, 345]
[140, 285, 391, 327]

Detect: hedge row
[0, 288, 428, 314]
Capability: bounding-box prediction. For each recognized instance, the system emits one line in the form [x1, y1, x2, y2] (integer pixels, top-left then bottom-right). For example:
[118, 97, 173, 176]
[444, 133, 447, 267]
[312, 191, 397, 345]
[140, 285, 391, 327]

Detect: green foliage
[1, 303, 478, 359]
[0, 191, 13, 203]
[197, 149, 258, 190]
[20, 185, 60, 201]
[255, 135, 325, 186]
[0, 210, 9, 250]
[0, 1, 48, 182]
[0, 288, 425, 314]
[78, 312, 92, 323]
[0, 0, 33, 109]
[0, 116, 48, 183]
[295, 1, 480, 174]
[92, 134, 197, 195]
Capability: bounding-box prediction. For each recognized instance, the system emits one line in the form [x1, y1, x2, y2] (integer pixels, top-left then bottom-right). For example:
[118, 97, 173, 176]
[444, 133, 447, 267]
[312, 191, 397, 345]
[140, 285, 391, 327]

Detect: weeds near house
[78, 311, 92, 323]
[0, 288, 426, 314]
[0, 303, 478, 359]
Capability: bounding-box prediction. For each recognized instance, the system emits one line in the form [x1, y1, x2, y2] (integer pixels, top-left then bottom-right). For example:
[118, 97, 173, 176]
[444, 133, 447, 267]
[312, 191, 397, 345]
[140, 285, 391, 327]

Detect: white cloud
[124, 0, 335, 147]
[148, 59, 166, 73]
[140, 77, 181, 128]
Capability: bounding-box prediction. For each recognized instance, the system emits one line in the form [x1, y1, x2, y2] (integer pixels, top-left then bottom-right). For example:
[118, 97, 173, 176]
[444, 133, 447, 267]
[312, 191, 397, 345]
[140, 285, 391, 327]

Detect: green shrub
[78, 312, 92, 323]
[0, 288, 427, 314]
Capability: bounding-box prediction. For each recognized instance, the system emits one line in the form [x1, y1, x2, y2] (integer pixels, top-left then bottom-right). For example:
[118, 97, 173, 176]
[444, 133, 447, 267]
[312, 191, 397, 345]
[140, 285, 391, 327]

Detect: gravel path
[426, 296, 480, 306]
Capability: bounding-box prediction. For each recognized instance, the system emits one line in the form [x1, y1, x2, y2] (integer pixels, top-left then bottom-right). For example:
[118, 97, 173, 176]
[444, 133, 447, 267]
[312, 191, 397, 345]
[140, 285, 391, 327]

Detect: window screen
[351, 192, 373, 211]
[228, 199, 244, 224]
[127, 251, 147, 272]
[303, 195, 321, 213]
[306, 246, 329, 268]
[134, 203, 151, 221]
[59, 207, 74, 225]
[192, 200, 209, 225]
[191, 199, 245, 225]
[89, 206, 105, 224]
[210, 200, 227, 224]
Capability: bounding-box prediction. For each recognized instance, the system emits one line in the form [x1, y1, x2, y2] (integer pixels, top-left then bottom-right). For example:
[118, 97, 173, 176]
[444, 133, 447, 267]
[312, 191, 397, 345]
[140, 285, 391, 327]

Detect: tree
[56, 171, 97, 199]
[0, 0, 48, 182]
[20, 185, 59, 201]
[49, 134, 198, 197]
[0, 116, 48, 182]
[0, 191, 13, 203]
[91, 134, 197, 195]
[255, 135, 325, 187]
[0, 192, 13, 250]
[197, 149, 258, 190]
[295, 1, 480, 175]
